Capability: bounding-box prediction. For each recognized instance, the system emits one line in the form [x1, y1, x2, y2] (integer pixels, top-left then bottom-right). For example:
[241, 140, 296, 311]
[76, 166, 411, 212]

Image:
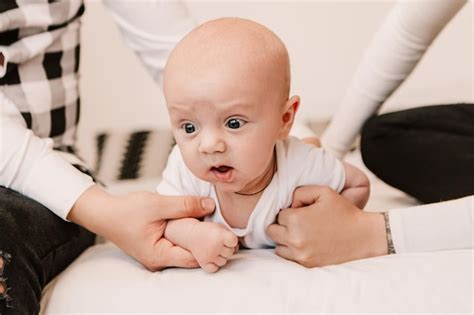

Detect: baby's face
[165, 59, 286, 193]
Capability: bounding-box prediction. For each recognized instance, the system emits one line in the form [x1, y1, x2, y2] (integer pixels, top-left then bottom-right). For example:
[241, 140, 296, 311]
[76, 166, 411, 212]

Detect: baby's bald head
[164, 19, 300, 188]
[163, 18, 291, 104]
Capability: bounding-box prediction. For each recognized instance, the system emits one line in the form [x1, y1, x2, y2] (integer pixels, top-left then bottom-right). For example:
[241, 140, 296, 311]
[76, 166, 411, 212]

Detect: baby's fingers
[214, 256, 227, 267]
[223, 233, 238, 248]
[233, 243, 240, 254]
[202, 263, 219, 273]
[220, 246, 235, 258]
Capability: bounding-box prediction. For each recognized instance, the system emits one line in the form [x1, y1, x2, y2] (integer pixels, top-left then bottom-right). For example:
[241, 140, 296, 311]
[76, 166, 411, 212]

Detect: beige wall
[77, 0, 473, 160]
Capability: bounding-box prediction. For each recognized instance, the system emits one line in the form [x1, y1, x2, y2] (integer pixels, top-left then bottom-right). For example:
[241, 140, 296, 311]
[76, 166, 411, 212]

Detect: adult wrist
[67, 185, 119, 238]
[360, 212, 389, 258]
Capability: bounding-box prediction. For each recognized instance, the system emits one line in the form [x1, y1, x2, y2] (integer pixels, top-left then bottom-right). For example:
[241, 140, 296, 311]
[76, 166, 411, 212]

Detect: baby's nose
[198, 130, 226, 154]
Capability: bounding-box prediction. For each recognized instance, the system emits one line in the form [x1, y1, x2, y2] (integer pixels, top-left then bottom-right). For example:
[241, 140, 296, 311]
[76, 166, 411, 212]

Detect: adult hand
[267, 185, 388, 267]
[68, 185, 215, 271]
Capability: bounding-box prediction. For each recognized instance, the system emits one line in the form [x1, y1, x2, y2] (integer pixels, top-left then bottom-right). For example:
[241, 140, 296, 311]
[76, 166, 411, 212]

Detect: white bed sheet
[40, 151, 473, 313]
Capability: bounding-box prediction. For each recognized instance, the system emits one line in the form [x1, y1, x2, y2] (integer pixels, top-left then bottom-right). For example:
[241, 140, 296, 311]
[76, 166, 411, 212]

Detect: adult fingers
[156, 195, 215, 220]
[151, 238, 198, 271]
[275, 207, 297, 227]
[266, 223, 289, 246]
[274, 245, 294, 262]
[291, 185, 331, 208]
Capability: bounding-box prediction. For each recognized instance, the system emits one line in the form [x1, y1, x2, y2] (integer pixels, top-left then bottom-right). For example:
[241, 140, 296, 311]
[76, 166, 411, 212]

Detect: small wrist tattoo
[383, 212, 396, 255]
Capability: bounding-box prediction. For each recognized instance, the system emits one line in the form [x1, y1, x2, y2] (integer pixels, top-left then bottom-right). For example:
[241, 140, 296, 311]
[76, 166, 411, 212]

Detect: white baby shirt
[157, 136, 345, 248]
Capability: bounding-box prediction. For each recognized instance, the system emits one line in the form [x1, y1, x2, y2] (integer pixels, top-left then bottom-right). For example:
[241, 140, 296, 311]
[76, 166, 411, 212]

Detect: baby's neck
[215, 189, 262, 229]
[235, 151, 277, 196]
[215, 152, 277, 229]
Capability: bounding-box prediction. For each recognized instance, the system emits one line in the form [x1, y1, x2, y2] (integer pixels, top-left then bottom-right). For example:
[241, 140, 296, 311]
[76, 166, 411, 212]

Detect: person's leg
[0, 186, 96, 314]
[360, 104, 474, 203]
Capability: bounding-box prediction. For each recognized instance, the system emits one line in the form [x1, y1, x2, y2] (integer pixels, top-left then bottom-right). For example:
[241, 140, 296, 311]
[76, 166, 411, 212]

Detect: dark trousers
[361, 104, 474, 203]
[0, 186, 96, 314]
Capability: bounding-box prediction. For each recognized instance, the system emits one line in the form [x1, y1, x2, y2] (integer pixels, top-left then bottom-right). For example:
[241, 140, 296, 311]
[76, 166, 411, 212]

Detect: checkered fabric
[0, 0, 84, 151]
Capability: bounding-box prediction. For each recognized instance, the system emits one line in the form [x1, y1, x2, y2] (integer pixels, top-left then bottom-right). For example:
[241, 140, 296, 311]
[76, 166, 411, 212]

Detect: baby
[157, 18, 370, 273]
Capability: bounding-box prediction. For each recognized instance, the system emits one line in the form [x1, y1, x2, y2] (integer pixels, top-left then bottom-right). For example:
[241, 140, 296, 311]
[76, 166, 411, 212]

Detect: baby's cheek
[180, 152, 203, 175]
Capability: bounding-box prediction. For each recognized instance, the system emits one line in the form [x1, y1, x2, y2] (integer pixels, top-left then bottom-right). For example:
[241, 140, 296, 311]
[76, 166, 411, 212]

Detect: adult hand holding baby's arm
[267, 185, 387, 267]
[68, 185, 215, 271]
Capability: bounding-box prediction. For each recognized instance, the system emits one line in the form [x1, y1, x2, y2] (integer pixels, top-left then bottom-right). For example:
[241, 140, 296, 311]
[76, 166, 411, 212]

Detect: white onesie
[157, 136, 345, 249]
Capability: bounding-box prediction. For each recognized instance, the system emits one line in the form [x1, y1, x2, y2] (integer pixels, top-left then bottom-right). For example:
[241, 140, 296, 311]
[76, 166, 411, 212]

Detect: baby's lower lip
[211, 166, 234, 182]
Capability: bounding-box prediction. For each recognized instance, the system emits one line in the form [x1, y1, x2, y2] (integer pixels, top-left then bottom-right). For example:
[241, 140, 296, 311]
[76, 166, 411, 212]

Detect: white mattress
[40, 151, 473, 313]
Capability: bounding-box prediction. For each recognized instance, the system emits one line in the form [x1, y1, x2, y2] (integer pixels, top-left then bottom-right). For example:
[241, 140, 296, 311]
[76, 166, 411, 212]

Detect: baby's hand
[188, 221, 238, 273]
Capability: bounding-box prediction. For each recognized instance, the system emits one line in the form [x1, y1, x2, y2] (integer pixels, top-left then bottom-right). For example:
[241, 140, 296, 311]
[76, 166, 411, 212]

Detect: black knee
[0, 208, 42, 314]
[360, 114, 403, 184]
[0, 187, 96, 314]
[360, 105, 474, 203]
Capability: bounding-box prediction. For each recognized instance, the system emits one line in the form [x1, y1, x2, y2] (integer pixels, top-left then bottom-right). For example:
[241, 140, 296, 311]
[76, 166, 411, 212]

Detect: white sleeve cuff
[23, 153, 95, 220]
[1, 115, 95, 220]
[389, 196, 473, 253]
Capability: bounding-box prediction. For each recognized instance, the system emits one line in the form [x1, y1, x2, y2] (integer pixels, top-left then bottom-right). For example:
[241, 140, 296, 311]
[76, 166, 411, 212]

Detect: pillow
[93, 128, 175, 183]
[42, 243, 472, 313]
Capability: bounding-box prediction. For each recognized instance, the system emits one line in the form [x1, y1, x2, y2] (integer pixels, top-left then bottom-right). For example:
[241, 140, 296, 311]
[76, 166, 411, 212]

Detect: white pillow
[42, 243, 471, 313]
[41, 151, 470, 313]
[93, 128, 175, 183]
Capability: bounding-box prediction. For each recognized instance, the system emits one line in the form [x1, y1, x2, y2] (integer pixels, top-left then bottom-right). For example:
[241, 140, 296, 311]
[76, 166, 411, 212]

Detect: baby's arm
[165, 218, 238, 273]
[340, 162, 370, 209]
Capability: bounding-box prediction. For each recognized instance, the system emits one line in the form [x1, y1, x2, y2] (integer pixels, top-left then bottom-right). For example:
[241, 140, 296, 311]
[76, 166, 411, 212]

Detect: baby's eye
[225, 118, 246, 129]
[182, 122, 197, 134]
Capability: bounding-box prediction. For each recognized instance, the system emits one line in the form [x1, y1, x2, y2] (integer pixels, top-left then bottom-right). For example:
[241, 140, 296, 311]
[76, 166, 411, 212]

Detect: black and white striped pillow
[94, 129, 175, 183]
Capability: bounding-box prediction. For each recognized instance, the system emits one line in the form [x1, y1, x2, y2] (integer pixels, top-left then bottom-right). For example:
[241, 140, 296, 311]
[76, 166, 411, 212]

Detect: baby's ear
[279, 95, 300, 138]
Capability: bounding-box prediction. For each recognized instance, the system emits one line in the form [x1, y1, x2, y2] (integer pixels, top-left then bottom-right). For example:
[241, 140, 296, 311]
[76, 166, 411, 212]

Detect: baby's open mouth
[211, 165, 234, 181]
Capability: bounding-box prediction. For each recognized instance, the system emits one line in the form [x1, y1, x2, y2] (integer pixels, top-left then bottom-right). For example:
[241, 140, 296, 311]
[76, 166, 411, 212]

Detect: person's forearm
[103, 0, 196, 86]
[389, 196, 473, 253]
[67, 185, 118, 238]
[1, 102, 94, 219]
[358, 211, 388, 259]
[321, 0, 467, 158]
[353, 196, 473, 257]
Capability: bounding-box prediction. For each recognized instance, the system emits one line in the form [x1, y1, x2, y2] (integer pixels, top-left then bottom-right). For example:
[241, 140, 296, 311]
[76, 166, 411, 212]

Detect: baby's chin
[207, 179, 246, 194]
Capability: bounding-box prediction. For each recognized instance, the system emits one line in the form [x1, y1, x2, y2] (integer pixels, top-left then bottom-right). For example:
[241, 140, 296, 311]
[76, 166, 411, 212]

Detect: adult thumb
[156, 194, 215, 220]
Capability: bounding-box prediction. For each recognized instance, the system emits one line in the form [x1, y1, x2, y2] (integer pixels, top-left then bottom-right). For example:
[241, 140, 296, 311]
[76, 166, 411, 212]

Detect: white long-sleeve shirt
[0, 1, 471, 253]
[389, 196, 473, 253]
[321, 0, 468, 159]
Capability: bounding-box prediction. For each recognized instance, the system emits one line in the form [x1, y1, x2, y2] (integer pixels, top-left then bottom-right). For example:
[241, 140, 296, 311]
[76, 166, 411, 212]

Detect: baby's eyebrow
[168, 102, 192, 111]
[167, 105, 194, 117]
[222, 102, 254, 114]
[167, 101, 256, 119]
